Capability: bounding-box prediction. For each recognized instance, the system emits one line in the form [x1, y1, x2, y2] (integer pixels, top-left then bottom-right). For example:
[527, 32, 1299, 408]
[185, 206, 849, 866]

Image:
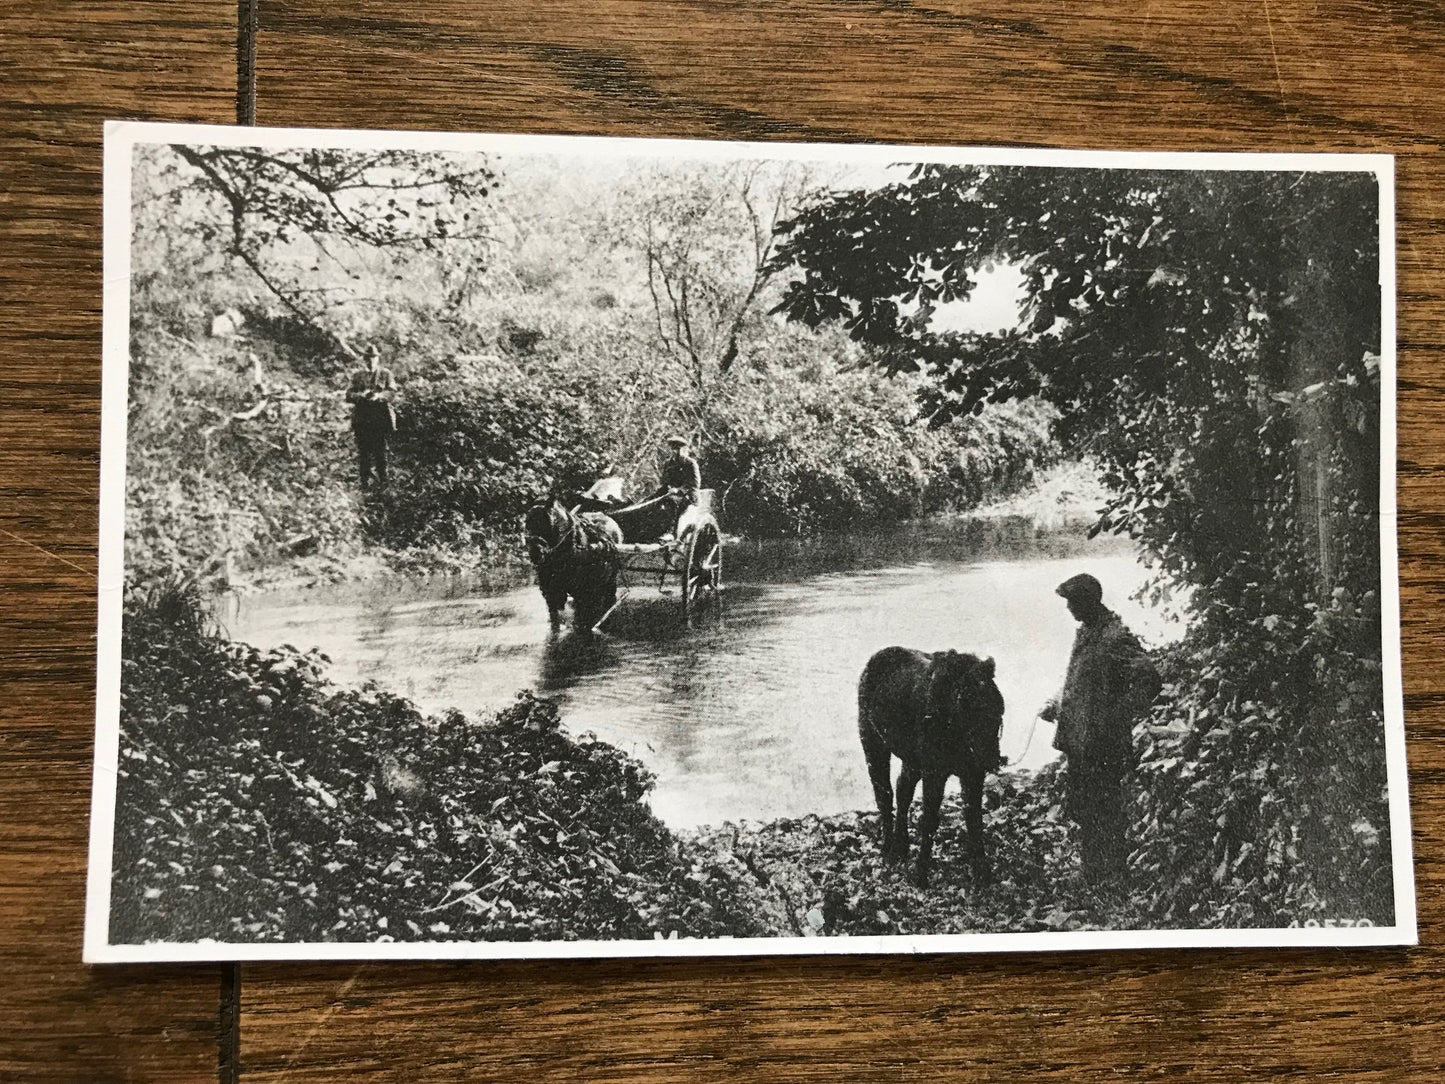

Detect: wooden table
[3, 2, 1442, 1079]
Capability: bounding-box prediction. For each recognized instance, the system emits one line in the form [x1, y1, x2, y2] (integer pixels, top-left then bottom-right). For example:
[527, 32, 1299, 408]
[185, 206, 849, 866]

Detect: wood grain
[3, 0, 1444, 1079]
[0, 4, 237, 1081]
[241, 1, 1445, 1080]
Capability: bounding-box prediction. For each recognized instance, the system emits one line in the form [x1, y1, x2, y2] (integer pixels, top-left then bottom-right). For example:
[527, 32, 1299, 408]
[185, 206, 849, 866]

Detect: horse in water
[522, 497, 624, 632]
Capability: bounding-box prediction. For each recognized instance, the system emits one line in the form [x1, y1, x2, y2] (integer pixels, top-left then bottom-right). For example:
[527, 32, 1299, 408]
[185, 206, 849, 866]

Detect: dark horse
[858, 646, 1005, 885]
[523, 497, 624, 632]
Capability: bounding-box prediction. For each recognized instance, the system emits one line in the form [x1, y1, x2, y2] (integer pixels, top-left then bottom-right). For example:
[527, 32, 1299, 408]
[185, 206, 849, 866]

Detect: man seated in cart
[601, 436, 704, 543]
[654, 435, 701, 501]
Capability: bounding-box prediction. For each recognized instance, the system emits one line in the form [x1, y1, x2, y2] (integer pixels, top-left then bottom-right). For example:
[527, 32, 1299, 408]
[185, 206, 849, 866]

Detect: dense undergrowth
[125, 145, 1061, 587]
[113, 590, 777, 944]
[114, 583, 1393, 943]
[1129, 607, 1394, 929]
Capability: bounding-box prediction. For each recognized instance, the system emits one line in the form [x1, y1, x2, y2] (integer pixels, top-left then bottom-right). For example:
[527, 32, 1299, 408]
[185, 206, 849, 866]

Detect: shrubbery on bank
[110, 591, 1151, 942]
[1130, 603, 1393, 929]
[124, 149, 1062, 585]
[702, 363, 1055, 536]
[123, 319, 1060, 586]
[112, 589, 778, 944]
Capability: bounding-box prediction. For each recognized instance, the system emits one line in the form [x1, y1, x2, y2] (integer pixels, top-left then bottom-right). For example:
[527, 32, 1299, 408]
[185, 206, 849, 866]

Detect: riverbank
[113, 592, 781, 944]
[116, 577, 1394, 944]
[126, 317, 1062, 599]
[231, 538, 530, 595]
[114, 588, 1145, 944]
[963, 459, 1108, 530]
[211, 458, 1111, 601]
[688, 767, 1148, 937]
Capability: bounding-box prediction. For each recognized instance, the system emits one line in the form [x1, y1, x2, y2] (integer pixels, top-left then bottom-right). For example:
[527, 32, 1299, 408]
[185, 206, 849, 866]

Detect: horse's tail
[857, 649, 887, 744]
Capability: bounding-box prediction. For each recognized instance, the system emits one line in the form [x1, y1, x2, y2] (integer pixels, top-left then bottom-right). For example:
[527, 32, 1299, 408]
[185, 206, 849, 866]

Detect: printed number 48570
[1288, 918, 1374, 928]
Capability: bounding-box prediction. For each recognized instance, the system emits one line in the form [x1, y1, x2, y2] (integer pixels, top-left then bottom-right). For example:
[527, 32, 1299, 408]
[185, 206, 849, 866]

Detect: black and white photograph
[86, 123, 1412, 961]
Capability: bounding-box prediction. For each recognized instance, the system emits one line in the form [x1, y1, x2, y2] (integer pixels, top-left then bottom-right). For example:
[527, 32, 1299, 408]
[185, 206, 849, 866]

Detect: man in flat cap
[657, 435, 701, 498]
[637, 434, 702, 536]
[1041, 573, 1162, 887]
[345, 345, 398, 489]
[606, 436, 703, 542]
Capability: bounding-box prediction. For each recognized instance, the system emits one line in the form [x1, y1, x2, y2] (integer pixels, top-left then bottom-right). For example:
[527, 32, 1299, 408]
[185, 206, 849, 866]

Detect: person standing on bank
[1040, 573, 1162, 887]
[346, 346, 397, 489]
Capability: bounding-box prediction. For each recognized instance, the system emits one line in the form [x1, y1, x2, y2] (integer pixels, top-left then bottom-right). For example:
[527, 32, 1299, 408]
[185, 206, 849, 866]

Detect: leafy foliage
[703, 356, 1056, 535]
[365, 359, 610, 553]
[771, 164, 1392, 923]
[1130, 597, 1392, 927]
[618, 161, 818, 396]
[123, 328, 363, 586]
[773, 165, 1380, 597]
[112, 588, 1220, 942]
[697, 764, 1154, 937]
[164, 144, 497, 343]
[112, 592, 777, 944]
[126, 152, 1062, 588]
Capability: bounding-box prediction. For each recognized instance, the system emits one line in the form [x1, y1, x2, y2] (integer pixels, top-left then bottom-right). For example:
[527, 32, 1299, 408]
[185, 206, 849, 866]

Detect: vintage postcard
[86, 122, 1412, 961]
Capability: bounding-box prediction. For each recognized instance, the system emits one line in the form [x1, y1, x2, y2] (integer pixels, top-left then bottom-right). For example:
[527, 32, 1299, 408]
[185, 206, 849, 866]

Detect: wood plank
[0, 4, 238, 1080]
[238, 950, 1445, 1080]
[242, 1, 1445, 1079]
[251, 0, 1445, 147]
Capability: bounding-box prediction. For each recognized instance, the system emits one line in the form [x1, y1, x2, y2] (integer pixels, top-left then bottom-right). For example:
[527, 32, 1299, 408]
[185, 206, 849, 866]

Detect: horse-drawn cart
[607, 489, 724, 620]
[524, 488, 724, 632]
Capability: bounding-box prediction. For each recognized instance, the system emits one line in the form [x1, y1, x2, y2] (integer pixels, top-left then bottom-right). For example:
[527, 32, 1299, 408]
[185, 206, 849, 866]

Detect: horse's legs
[862, 738, 896, 859]
[892, 764, 919, 862]
[963, 768, 990, 884]
[573, 567, 612, 633]
[537, 565, 567, 626]
[915, 772, 947, 885]
[573, 587, 597, 633]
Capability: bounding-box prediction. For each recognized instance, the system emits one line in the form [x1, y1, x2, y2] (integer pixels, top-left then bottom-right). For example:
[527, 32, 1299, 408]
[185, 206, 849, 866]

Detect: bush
[702, 363, 1057, 536]
[1130, 591, 1392, 928]
[365, 359, 610, 553]
[124, 327, 365, 586]
[111, 593, 778, 944]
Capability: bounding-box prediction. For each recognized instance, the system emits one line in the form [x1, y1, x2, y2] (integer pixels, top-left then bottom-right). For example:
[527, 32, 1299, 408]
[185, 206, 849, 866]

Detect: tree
[770, 164, 1391, 924]
[619, 161, 822, 414]
[161, 144, 498, 355]
[771, 165, 1381, 612]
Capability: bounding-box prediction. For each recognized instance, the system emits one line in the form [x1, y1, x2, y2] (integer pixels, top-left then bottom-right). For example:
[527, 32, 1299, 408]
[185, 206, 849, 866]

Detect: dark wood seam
[237, 0, 258, 125]
[221, 962, 243, 1084]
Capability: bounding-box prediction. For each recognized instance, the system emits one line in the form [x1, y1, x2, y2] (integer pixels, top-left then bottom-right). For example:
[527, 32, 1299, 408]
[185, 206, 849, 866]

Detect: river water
[229, 518, 1186, 829]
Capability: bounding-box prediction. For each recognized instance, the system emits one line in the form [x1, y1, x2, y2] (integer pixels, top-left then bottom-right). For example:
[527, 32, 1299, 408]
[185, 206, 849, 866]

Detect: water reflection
[538, 629, 622, 690]
[231, 518, 1187, 829]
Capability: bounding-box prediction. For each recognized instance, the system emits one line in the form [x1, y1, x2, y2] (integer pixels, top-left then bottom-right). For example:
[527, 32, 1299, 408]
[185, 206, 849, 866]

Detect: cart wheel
[682, 521, 723, 617]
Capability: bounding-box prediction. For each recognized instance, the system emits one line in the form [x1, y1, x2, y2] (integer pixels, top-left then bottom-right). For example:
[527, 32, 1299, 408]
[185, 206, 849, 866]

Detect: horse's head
[927, 650, 1005, 770]
[523, 497, 574, 566]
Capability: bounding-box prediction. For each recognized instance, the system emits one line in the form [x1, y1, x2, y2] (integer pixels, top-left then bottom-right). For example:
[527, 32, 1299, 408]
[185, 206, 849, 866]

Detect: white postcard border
[85, 120, 1413, 963]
